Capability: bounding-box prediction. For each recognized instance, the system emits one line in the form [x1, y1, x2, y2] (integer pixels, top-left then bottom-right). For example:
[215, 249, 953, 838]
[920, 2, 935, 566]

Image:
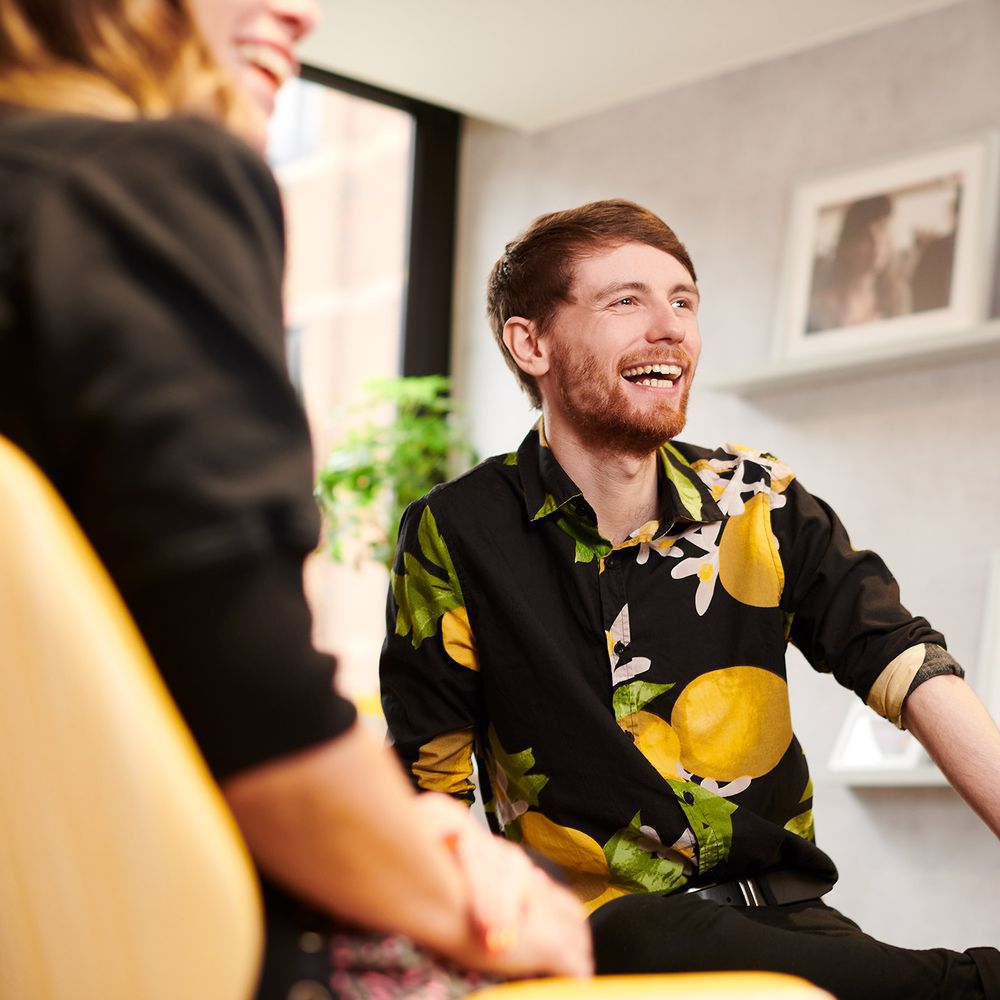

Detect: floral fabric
[380, 425, 945, 912]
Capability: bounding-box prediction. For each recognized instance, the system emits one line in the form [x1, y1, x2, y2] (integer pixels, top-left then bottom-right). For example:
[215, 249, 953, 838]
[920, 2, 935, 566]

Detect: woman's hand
[413, 793, 593, 979]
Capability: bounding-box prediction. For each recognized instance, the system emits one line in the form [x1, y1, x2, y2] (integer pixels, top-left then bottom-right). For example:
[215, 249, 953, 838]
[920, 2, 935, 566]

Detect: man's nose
[646, 300, 687, 343]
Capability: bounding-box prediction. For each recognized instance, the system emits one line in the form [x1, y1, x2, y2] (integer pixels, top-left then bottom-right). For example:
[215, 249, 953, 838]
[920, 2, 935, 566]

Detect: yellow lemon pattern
[619, 710, 682, 782]
[717, 492, 784, 608]
[671, 666, 793, 781]
[441, 605, 479, 670]
[519, 811, 623, 913]
[413, 728, 475, 799]
[519, 810, 688, 914]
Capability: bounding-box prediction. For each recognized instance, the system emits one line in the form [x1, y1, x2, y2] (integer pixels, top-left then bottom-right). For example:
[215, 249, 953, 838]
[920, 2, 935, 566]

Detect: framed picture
[775, 133, 999, 362]
[827, 551, 1000, 785]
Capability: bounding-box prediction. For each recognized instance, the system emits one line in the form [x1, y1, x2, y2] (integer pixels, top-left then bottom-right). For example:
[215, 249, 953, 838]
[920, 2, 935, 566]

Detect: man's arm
[380, 500, 482, 801]
[903, 673, 1000, 839]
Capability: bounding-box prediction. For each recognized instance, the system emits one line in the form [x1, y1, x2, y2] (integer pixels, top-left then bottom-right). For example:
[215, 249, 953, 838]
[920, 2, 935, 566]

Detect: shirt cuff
[866, 643, 964, 729]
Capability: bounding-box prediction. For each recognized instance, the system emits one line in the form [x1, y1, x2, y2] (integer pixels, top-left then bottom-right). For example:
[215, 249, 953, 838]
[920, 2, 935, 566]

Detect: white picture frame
[828, 551, 1000, 785]
[775, 133, 999, 364]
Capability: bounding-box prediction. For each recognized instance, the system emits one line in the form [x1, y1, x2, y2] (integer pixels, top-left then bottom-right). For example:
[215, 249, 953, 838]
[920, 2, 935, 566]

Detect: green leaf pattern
[392, 505, 463, 649]
[660, 444, 705, 522]
[554, 508, 612, 564]
[666, 778, 737, 873]
[603, 811, 690, 894]
[612, 680, 675, 721]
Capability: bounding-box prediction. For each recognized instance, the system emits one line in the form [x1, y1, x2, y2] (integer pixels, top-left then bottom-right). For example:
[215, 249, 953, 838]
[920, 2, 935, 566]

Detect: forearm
[222, 722, 484, 965]
[903, 673, 1000, 838]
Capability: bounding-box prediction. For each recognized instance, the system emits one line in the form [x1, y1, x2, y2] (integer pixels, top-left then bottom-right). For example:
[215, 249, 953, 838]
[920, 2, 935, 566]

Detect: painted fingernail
[485, 927, 517, 954]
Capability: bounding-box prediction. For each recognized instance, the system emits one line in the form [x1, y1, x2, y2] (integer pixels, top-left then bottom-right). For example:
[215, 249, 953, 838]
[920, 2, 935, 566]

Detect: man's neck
[543, 421, 661, 547]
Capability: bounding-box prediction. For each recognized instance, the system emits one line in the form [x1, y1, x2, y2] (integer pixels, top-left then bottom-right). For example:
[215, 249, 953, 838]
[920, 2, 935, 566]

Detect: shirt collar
[515, 419, 723, 531]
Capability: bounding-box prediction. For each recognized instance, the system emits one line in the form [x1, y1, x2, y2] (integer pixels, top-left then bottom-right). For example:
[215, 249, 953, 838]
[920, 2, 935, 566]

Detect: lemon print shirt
[380, 426, 956, 912]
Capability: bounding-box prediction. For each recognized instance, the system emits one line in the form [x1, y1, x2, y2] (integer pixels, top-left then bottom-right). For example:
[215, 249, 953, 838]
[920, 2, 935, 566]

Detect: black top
[381, 427, 946, 910]
[0, 111, 356, 777]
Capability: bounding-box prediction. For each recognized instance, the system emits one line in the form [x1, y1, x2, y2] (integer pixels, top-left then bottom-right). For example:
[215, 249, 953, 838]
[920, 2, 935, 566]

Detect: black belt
[681, 871, 835, 908]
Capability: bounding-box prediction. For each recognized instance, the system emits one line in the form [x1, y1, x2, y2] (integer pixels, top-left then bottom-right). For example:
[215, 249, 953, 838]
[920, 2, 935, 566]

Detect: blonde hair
[0, 0, 247, 131]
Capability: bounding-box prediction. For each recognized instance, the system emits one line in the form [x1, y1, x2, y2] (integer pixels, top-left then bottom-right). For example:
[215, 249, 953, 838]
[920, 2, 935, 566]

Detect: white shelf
[703, 318, 1000, 395]
[824, 766, 949, 788]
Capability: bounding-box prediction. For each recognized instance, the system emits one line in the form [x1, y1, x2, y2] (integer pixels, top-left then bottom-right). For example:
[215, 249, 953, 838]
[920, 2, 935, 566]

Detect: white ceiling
[301, 0, 968, 133]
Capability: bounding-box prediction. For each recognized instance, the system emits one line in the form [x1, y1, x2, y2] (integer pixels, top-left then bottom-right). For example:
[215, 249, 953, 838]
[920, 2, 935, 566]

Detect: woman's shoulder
[0, 112, 283, 268]
[0, 112, 277, 210]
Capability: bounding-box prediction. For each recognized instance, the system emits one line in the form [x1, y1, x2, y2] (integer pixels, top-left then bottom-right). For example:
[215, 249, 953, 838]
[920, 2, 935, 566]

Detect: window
[269, 69, 459, 712]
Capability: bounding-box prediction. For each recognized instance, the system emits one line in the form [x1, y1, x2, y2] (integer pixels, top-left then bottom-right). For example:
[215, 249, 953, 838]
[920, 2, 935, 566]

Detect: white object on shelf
[826, 550, 1000, 787]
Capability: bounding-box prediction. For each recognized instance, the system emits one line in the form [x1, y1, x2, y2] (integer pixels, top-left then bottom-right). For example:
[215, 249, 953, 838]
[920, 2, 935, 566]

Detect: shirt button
[613, 641, 627, 655]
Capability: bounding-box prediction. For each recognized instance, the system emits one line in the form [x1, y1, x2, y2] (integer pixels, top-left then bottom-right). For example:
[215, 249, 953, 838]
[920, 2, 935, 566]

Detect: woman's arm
[223, 723, 593, 978]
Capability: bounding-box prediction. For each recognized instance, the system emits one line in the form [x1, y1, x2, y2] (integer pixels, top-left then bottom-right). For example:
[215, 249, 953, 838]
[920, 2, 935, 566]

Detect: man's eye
[616, 297, 635, 306]
[672, 297, 688, 309]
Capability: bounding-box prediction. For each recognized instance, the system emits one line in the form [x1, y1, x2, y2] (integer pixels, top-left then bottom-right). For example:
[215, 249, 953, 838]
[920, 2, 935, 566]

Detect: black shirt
[381, 425, 946, 910]
[0, 111, 355, 777]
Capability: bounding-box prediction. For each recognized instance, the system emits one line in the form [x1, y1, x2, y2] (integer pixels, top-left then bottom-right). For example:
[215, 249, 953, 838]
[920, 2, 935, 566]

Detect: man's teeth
[621, 363, 682, 386]
[237, 43, 293, 86]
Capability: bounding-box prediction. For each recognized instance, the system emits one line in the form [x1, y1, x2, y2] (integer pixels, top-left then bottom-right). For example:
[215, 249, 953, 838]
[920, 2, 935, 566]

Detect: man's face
[539, 241, 701, 456]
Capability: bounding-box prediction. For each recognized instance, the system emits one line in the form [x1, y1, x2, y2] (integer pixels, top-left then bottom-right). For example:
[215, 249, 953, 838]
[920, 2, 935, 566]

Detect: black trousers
[590, 893, 1000, 1000]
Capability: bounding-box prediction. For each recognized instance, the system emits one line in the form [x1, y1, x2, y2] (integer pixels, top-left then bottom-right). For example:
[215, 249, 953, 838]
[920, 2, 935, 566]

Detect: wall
[450, 0, 1000, 950]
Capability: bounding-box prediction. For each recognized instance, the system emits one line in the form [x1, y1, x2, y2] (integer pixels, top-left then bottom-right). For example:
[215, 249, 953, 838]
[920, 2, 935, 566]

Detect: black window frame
[299, 65, 461, 379]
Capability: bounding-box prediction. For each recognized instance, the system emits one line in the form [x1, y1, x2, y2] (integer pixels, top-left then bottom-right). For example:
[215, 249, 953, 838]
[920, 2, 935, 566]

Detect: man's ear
[503, 317, 550, 377]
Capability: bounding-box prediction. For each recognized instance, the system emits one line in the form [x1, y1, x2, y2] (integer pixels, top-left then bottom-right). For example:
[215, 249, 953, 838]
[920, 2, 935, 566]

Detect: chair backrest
[0, 437, 263, 1000]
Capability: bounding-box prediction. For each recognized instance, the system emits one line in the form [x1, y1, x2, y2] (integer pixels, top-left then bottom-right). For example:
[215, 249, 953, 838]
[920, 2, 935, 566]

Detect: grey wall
[451, 0, 1000, 950]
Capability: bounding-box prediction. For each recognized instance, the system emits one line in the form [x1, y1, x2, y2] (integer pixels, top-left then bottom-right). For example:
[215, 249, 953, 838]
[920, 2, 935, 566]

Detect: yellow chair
[0, 437, 263, 1000]
[471, 972, 832, 998]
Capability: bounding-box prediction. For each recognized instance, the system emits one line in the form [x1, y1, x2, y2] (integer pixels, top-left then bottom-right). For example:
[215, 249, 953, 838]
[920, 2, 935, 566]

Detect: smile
[621, 362, 683, 387]
[235, 41, 297, 89]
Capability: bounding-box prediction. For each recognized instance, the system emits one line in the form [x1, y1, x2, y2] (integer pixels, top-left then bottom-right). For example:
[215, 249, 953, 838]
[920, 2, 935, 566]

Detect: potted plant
[315, 375, 477, 569]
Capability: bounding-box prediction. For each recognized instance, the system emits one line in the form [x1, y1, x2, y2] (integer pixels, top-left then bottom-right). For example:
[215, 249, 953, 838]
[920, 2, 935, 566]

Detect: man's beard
[550, 349, 692, 457]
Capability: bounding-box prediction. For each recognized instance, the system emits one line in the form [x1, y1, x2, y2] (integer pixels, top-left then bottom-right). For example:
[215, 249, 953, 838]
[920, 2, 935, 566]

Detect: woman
[805, 194, 911, 334]
[0, 1, 591, 996]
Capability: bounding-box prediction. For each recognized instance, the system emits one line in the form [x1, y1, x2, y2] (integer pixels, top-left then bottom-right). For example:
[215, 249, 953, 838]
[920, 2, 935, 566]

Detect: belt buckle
[737, 877, 765, 907]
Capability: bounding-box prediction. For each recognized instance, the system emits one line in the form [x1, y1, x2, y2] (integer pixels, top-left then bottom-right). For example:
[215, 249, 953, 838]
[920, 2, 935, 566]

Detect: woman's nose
[271, 0, 320, 43]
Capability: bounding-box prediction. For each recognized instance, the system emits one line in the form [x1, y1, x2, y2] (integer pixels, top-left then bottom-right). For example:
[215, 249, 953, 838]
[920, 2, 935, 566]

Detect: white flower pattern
[669, 522, 723, 616]
[607, 603, 652, 684]
[667, 448, 793, 616]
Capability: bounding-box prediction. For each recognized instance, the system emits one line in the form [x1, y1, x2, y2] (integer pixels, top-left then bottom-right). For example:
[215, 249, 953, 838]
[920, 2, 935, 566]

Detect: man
[380, 199, 1000, 997]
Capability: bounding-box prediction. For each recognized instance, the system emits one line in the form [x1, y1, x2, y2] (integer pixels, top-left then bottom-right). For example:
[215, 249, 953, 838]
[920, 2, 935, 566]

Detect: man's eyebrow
[589, 280, 701, 302]
[589, 280, 653, 302]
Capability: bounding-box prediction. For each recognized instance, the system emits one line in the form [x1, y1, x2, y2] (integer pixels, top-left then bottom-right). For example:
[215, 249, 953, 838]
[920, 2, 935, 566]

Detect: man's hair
[486, 199, 697, 409]
[0, 0, 241, 130]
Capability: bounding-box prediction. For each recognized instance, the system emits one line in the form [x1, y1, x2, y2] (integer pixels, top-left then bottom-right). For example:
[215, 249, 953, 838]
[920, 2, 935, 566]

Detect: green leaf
[612, 681, 675, 721]
[392, 506, 463, 648]
[553, 510, 612, 564]
[488, 725, 549, 808]
[666, 779, 737, 873]
[660, 445, 704, 522]
[314, 376, 477, 569]
[603, 811, 688, 895]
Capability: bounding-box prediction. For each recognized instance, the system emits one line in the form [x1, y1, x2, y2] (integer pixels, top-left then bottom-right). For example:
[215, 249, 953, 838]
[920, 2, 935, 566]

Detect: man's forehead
[568, 241, 695, 297]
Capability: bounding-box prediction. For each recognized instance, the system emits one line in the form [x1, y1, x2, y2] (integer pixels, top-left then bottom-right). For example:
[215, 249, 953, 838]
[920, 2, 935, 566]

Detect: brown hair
[486, 199, 696, 408]
[0, 0, 243, 129]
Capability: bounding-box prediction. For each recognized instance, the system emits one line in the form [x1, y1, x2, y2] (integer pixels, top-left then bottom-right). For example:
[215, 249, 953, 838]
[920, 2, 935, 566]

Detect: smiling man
[380, 200, 1000, 998]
